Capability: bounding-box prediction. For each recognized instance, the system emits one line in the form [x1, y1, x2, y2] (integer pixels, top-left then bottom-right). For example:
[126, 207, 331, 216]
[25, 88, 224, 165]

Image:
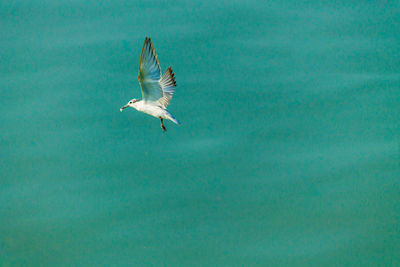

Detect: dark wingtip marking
[167, 66, 177, 86]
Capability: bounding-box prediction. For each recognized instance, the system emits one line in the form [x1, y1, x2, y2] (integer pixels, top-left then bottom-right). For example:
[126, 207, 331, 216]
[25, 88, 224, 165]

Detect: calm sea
[1, 0, 399, 266]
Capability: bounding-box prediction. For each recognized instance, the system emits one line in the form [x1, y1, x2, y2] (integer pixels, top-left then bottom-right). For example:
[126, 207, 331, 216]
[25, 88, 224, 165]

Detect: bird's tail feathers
[168, 113, 181, 125]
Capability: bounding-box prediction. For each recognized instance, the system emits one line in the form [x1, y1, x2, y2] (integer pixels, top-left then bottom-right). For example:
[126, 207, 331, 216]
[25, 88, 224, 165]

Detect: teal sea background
[1, 0, 399, 266]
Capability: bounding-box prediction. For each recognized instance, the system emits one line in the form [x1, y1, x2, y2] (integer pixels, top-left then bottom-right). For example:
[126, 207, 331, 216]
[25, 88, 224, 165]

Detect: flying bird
[120, 37, 180, 132]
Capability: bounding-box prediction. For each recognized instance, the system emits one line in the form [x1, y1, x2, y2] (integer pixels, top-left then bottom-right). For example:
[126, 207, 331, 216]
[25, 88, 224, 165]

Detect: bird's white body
[120, 37, 180, 131]
[133, 101, 166, 118]
[130, 100, 179, 124]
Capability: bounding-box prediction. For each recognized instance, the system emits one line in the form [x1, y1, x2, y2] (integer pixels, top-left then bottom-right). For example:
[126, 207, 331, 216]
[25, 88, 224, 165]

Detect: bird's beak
[120, 104, 129, 112]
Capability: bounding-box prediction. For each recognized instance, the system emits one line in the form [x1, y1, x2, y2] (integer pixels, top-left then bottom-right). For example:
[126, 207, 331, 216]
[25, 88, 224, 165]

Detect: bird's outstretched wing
[158, 66, 176, 108]
[137, 37, 176, 108]
[138, 37, 163, 102]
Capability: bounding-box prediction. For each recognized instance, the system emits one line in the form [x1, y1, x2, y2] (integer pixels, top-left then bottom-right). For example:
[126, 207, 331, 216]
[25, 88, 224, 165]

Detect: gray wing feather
[137, 37, 177, 107]
[138, 37, 163, 102]
[159, 67, 176, 108]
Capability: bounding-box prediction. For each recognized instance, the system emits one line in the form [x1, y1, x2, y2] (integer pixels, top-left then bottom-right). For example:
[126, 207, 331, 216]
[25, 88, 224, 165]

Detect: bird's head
[120, 98, 139, 111]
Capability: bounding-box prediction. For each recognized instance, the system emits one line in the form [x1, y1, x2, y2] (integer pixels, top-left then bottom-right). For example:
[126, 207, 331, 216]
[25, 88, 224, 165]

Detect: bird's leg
[160, 118, 167, 132]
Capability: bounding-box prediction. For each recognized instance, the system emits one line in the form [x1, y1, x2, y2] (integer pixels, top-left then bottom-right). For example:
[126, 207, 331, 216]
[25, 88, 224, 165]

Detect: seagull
[120, 37, 180, 132]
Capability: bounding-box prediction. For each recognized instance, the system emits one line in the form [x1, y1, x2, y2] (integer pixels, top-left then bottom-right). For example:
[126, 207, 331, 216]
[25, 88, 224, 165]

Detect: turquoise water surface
[1, 1, 399, 266]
